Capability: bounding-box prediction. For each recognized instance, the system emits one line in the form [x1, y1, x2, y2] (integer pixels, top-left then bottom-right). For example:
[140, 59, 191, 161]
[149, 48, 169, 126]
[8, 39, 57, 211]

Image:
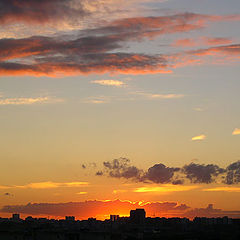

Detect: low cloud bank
[2, 200, 240, 219]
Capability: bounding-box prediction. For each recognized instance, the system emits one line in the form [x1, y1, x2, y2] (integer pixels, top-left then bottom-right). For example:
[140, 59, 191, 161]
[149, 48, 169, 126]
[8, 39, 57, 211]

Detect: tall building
[12, 213, 20, 220]
[65, 216, 75, 221]
[130, 209, 146, 224]
[110, 215, 119, 222]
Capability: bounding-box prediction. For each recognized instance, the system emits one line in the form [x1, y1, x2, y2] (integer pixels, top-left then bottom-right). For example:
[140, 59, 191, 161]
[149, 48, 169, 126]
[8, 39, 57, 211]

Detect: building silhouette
[130, 208, 146, 224]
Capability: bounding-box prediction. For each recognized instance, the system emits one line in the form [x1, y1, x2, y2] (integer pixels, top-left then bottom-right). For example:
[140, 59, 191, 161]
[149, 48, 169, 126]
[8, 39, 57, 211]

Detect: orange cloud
[203, 37, 233, 46]
[172, 38, 197, 47]
[172, 37, 233, 48]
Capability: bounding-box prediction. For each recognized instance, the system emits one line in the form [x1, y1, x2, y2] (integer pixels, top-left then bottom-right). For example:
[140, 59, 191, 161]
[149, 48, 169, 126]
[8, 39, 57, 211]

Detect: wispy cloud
[131, 91, 185, 100]
[172, 37, 233, 47]
[232, 128, 240, 135]
[83, 96, 110, 104]
[203, 187, 240, 192]
[91, 79, 125, 87]
[0, 181, 88, 189]
[203, 37, 233, 46]
[134, 185, 197, 193]
[191, 134, 206, 141]
[113, 189, 127, 194]
[0, 96, 63, 105]
[76, 192, 88, 195]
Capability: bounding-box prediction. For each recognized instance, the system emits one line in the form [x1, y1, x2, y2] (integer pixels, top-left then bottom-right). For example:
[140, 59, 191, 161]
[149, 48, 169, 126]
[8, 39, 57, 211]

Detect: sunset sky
[0, 0, 240, 220]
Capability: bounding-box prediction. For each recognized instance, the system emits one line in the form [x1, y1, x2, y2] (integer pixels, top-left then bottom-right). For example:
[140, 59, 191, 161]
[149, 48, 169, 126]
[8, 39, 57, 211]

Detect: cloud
[203, 187, 240, 192]
[130, 91, 185, 100]
[102, 158, 143, 180]
[97, 158, 240, 185]
[0, 181, 89, 189]
[0, 199, 191, 219]
[149, 93, 185, 99]
[172, 38, 197, 47]
[190, 44, 240, 57]
[172, 37, 233, 47]
[232, 128, 240, 135]
[3, 200, 240, 219]
[182, 163, 225, 184]
[224, 161, 240, 185]
[91, 80, 125, 87]
[203, 37, 233, 46]
[83, 96, 110, 104]
[134, 185, 197, 193]
[76, 192, 87, 195]
[185, 204, 240, 219]
[113, 189, 127, 194]
[0, 0, 89, 25]
[96, 171, 104, 176]
[4, 192, 13, 197]
[0, 13, 239, 77]
[0, 96, 63, 105]
[191, 134, 206, 141]
[142, 164, 180, 184]
[107, 13, 240, 40]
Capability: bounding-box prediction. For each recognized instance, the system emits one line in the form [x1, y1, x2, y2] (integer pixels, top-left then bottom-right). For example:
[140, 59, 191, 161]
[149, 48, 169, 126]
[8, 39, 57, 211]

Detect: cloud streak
[0, 181, 88, 189]
[0, 96, 63, 105]
[191, 134, 206, 141]
[91, 79, 125, 87]
[134, 185, 197, 193]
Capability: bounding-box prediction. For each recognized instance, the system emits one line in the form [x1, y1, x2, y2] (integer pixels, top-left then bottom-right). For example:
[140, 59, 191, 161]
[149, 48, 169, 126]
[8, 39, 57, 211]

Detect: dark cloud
[182, 163, 225, 184]
[4, 192, 13, 197]
[142, 164, 180, 184]
[0, 0, 88, 25]
[224, 161, 240, 185]
[96, 171, 103, 176]
[103, 158, 142, 180]
[97, 159, 240, 185]
[0, 32, 169, 76]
